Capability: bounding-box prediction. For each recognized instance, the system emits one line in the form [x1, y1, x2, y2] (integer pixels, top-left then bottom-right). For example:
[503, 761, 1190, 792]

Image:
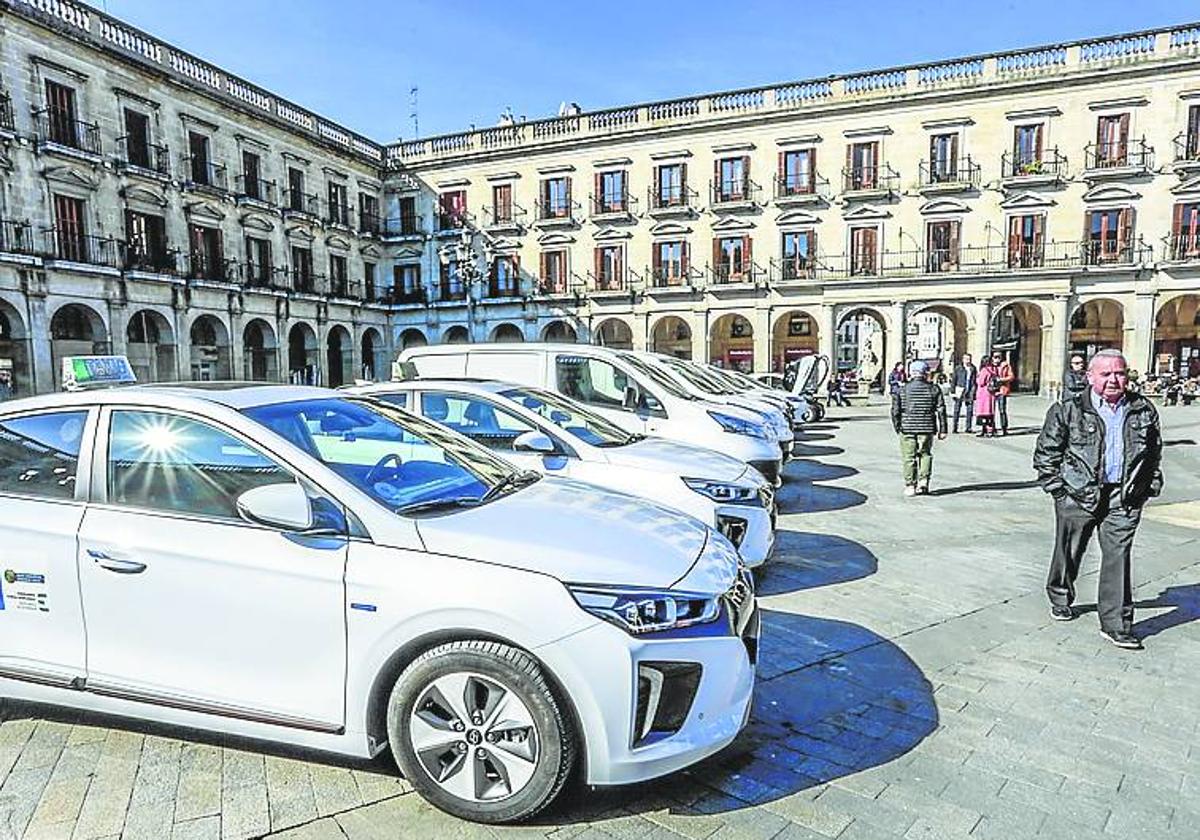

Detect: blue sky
[101, 1, 1198, 142]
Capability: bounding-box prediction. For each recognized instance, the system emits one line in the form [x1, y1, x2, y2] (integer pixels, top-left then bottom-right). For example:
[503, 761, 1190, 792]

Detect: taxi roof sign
[61, 355, 137, 391]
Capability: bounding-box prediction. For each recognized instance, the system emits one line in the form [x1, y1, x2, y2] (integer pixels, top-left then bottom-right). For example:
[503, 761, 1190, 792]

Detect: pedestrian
[951, 352, 977, 433]
[1063, 352, 1089, 402]
[826, 374, 850, 407]
[891, 359, 948, 497]
[993, 351, 1015, 435]
[974, 356, 998, 437]
[887, 362, 906, 397]
[1033, 349, 1164, 650]
[0, 369, 12, 401]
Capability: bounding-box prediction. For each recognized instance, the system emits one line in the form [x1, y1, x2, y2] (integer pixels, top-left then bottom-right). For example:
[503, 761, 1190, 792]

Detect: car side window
[107, 410, 293, 520]
[373, 393, 409, 410]
[0, 411, 88, 500]
[422, 393, 537, 452]
[555, 356, 631, 411]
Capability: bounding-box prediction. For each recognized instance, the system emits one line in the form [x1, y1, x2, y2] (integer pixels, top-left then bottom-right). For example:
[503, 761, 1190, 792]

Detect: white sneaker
[917, 484, 929, 495]
[903, 486, 917, 497]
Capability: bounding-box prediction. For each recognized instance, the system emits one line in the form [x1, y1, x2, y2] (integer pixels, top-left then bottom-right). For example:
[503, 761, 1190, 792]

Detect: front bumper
[716, 504, 774, 568]
[537, 596, 758, 787]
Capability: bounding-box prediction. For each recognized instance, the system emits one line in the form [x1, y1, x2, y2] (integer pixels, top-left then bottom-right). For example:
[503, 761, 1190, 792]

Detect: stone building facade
[2, 1, 1200, 398]
[382, 23, 1200, 392]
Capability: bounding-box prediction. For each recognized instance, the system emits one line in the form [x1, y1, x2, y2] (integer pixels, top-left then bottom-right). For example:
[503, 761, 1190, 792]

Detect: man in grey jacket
[892, 360, 948, 496]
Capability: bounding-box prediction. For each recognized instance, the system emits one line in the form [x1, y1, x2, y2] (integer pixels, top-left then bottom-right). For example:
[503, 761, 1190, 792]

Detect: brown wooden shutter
[1007, 217, 1021, 263]
[712, 238, 721, 276]
[808, 230, 817, 260]
[1174, 203, 1185, 237]
[680, 163, 687, 194]
[1118, 207, 1133, 252]
[653, 166, 661, 200]
[743, 236, 753, 274]
[652, 242, 661, 276]
[593, 247, 601, 284]
[564, 177, 572, 206]
[949, 221, 960, 266]
[713, 159, 721, 199]
[1034, 125, 1044, 159]
[950, 134, 959, 170]
[1033, 214, 1044, 249]
[741, 156, 750, 195]
[682, 241, 690, 276]
[1118, 113, 1130, 151]
[778, 150, 785, 181]
[540, 251, 548, 282]
[594, 172, 602, 210]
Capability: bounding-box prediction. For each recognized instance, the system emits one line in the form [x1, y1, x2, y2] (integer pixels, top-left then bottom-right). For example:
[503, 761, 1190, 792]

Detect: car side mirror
[236, 483, 313, 532]
[513, 430, 557, 454]
[622, 385, 640, 410]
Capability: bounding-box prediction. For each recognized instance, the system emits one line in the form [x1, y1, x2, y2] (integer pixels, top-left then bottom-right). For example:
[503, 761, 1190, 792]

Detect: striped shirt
[1091, 390, 1127, 483]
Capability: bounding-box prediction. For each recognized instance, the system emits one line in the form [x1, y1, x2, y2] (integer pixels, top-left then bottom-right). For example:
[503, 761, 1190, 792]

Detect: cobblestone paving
[2, 397, 1198, 840]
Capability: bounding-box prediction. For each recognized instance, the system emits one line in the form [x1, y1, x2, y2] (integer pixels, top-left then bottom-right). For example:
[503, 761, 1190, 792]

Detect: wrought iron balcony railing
[535, 277, 572, 296]
[0, 219, 36, 255]
[236, 175, 277, 205]
[534, 200, 579, 223]
[647, 184, 699, 212]
[773, 171, 830, 200]
[358, 210, 382, 235]
[770, 256, 818, 282]
[34, 108, 101, 155]
[116, 136, 170, 175]
[707, 262, 763, 285]
[186, 252, 236, 282]
[842, 163, 899, 194]
[648, 265, 699, 288]
[1083, 138, 1153, 171]
[1001, 147, 1069, 179]
[918, 156, 981, 188]
[483, 203, 528, 228]
[381, 286, 427, 306]
[326, 201, 353, 227]
[289, 269, 325, 294]
[590, 192, 639, 217]
[183, 156, 229, 191]
[328, 278, 362, 300]
[42, 228, 118, 266]
[234, 260, 286, 290]
[383, 216, 425, 237]
[121, 241, 178, 275]
[710, 178, 762, 206]
[486, 279, 522, 298]
[1165, 233, 1200, 261]
[436, 209, 475, 231]
[437, 284, 469, 302]
[586, 269, 633, 293]
[1173, 132, 1200, 165]
[283, 189, 320, 217]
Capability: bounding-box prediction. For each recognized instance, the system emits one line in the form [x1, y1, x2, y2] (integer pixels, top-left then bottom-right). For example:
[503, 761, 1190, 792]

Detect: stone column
[752, 306, 771, 372]
[689, 308, 708, 363]
[632, 310, 650, 352]
[1045, 294, 1070, 397]
[886, 301, 906, 370]
[967, 298, 991, 362]
[1127, 291, 1157, 376]
[818, 304, 836, 363]
[26, 293, 53, 394]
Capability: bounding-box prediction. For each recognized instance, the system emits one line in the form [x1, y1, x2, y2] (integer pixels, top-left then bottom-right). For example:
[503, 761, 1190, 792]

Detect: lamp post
[453, 227, 491, 338]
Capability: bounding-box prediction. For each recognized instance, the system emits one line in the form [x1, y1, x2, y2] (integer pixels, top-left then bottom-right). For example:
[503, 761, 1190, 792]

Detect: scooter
[783, 355, 830, 423]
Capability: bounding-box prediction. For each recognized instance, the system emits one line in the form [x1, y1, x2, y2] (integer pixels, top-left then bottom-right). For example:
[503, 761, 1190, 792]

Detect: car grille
[749, 459, 780, 486]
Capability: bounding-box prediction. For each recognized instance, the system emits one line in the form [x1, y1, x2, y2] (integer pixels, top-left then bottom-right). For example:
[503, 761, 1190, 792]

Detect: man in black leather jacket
[1033, 349, 1164, 649]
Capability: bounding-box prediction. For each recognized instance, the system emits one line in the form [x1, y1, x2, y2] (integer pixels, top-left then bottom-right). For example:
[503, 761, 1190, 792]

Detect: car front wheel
[386, 640, 577, 824]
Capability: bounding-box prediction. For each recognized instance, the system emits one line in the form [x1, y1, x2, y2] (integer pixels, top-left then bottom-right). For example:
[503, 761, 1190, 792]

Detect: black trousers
[952, 396, 973, 432]
[1046, 485, 1141, 633]
[996, 394, 1009, 432]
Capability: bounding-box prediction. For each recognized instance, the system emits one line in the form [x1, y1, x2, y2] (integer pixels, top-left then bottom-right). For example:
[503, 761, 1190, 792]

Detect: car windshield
[500, 387, 634, 447]
[242, 397, 530, 515]
[661, 358, 735, 396]
[620, 354, 697, 400]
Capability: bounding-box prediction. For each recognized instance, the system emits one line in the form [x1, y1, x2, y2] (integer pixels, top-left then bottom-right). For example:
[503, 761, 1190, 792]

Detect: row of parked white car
[0, 347, 823, 825]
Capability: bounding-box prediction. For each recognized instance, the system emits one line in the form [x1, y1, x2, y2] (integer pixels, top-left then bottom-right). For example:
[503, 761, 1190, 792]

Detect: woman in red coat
[974, 357, 998, 437]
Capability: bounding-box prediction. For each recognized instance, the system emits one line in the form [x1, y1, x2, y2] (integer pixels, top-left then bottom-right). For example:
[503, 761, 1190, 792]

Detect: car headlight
[567, 585, 720, 635]
[707, 410, 767, 439]
[682, 477, 761, 505]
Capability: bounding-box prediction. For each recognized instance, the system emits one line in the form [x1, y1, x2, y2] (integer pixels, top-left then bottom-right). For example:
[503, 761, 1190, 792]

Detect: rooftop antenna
[409, 86, 419, 138]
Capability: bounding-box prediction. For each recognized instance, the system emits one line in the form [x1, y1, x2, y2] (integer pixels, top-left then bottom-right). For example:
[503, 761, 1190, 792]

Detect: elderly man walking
[892, 359, 948, 496]
[1033, 349, 1164, 649]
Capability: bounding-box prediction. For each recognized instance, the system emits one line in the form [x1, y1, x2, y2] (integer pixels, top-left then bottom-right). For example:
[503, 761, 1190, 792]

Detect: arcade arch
[651, 316, 693, 359]
[243, 319, 278, 382]
[594, 318, 633, 350]
[770, 310, 819, 373]
[709, 313, 754, 371]
[126, 309, 176, 383]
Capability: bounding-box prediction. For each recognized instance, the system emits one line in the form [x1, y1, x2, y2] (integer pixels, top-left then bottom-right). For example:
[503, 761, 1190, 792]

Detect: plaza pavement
[1, 395, 1198, 840]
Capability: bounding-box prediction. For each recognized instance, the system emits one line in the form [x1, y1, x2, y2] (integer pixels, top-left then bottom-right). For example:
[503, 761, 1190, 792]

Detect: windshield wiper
[481, 469, 541, 503]
[395, 496, 483, 516]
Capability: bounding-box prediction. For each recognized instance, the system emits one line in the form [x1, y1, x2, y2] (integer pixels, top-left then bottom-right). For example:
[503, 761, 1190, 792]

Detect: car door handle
[86, 549, 147, 575]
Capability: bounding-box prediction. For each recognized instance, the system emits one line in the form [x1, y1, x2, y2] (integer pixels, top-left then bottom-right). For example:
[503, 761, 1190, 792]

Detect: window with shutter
[850, 226, 878, 275]
[1173, 203, 1200, 259]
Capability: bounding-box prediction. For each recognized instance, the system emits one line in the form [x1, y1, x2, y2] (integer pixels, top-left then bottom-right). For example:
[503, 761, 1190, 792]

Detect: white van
[395, 343, 784, 485]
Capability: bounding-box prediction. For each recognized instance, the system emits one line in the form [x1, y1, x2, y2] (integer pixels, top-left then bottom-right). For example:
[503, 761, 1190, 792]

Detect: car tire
[801, 407, 816, 423]
[386, 640, 577, 824]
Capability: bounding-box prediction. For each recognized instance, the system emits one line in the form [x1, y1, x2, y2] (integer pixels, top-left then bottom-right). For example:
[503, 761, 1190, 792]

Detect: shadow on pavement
[789, 443, 845, 459]
[1164, 439, 1196, 447]
[777, 461, 866, 514]
[755, 531, 876, 595]
[1133, 584, 1200, 640]
[928, 479, 1039, 496]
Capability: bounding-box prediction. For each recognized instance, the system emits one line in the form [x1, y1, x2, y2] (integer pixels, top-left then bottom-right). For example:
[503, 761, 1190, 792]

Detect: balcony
[235, 175, 277, 207]
[121, 242, 178, 275]
[358, 210, 382, 236]
[918, 157, 981, 193]
[589, 193, 639, 221]
[1164, 233, 1200, 262]
[485, 279, 522, 299]
[437, 284, 468, 303]
[289, 269, 325, 295]
[115, 136, 170, 178]
[283, 189, 321, 220]
[1082, 138, 1153, 179]
[482, 203, 528, 232]
[587, 269, 637, 294]
[186, 252, 235, 283]
[33, 108, 101, 158]
[535, 277, 573, 298]
[1081, 238, 1147, 266]
[647, 185, 699, 217]
[770, 256, 818, 283]
[533, 200, 579, 228]
[436, 209, 475, 234]
[182, 156, 229, 192]
[235, 261, 287, 291]
[0, 92, 13, 134]
[709, 178, 762, 211]
[328, 277, 362, 301]
[381, 287, 427, 306]
[773, 172, 830, 206]
[1000, 147, 1069, 186]
[42, 229, 119, 268]
[1172, 132, 1200, 173]
[648, 266, 698, 289]
[707, 263, 762, 286]
[326, 201, 353, 229]
[382, 215, 425, 239]
[842, 164, 899, 199]
[0, 220, 37, 256]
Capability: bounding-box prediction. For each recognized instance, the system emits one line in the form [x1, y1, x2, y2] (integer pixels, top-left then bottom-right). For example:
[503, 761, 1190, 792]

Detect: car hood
[415, 477, 710, 589]
[603, 437, 751, 483]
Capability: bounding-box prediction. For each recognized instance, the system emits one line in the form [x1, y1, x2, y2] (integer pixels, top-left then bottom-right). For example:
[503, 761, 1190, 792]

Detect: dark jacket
[1062, 369, 1089, 402]
[952, 364, 977, 398]
[1033, 391, 1164, 510]
[892, 379, 948, 435]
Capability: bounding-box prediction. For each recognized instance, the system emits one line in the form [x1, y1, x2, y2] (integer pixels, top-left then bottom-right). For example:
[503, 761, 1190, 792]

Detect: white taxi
[0, 382, 758, 824]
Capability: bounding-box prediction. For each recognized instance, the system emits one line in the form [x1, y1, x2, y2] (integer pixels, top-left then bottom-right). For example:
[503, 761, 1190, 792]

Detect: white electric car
[348, 380, 775, 566]
[0, 384, 757, 824]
